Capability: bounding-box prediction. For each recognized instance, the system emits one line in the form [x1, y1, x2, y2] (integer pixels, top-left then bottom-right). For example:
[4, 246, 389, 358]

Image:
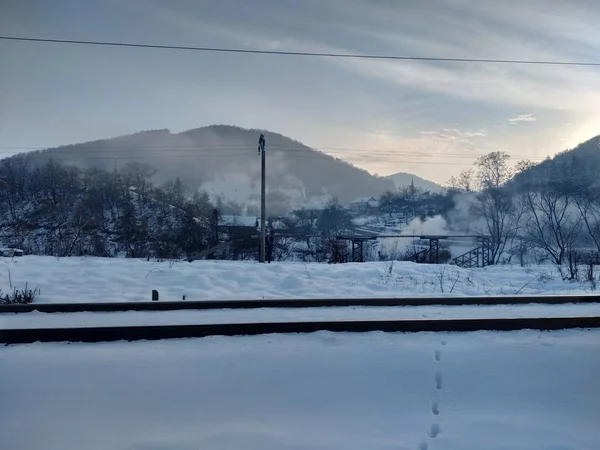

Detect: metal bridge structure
[223, 232, 492, 266]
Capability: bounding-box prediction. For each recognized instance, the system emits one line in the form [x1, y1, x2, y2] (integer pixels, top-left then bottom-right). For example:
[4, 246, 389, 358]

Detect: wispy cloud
[508, 114, 537, 124]
[421, 129, 486, 139]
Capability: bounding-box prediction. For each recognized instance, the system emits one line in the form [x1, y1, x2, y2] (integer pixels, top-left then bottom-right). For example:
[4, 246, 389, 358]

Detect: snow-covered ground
[1, 330, 598, 450]
[3, 303, 600, 329]
[0, 256, 597, 303]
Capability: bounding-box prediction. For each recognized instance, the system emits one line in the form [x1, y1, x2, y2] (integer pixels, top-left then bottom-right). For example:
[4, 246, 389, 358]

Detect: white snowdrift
[0, 256, 595, 304]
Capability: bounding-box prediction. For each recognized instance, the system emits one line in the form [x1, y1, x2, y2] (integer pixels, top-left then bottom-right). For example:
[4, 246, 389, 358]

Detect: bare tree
[521, 186, 582, 275]
[471, 152, 519, 264]
[317, 198, 354, 236]
[448, 168, 475, 193]
[476, 152, 513, 190]
[574, 186, 600, 255]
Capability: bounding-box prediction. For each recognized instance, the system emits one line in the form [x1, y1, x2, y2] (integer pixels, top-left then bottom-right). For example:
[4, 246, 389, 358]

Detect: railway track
[2, 295, 599, 344]
[1, 293, 599, 313]
[2, 316, 600, 344]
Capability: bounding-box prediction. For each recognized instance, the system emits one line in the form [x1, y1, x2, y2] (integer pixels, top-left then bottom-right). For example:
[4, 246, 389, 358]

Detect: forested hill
[513, 134, 600, 188]
[7, 125, 396, 209]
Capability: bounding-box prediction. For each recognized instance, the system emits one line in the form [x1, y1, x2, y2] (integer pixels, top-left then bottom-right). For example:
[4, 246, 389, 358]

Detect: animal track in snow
[429, 423, 441, 438]
[417, 345, 445, 449]
[435, 371, 443, 390]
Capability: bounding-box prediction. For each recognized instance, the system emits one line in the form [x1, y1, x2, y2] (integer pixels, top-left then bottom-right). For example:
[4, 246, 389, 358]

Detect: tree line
[0, 158, 217, 259]
[4, 147, 600, 276]
[447, 151, 600, 279]
[0, 157, 358, 262]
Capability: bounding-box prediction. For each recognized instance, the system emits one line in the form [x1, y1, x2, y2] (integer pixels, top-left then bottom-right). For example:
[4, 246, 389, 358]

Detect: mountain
[385, 172, 444, 193]
[6, 125, 401, 212]
[513, 134, 600, 187]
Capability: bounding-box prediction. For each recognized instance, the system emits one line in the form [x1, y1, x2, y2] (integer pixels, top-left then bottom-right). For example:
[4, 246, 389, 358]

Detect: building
[349, 197, 380, 215]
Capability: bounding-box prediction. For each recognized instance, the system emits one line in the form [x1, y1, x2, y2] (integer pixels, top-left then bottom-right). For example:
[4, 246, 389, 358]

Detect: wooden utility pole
[258, 133, 266, 263]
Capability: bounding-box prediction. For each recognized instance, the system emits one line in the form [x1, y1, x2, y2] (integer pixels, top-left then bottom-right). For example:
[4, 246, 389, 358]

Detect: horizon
[3, 123, 599, 185]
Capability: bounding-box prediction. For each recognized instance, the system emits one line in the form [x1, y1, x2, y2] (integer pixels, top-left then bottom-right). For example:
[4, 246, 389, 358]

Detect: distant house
[349, 197, 380, 214]
[1, 247, 24, 257]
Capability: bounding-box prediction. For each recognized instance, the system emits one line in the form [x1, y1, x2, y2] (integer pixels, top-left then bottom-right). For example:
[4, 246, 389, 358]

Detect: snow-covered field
[1, 330, 598, 450]
[0, 256, 596, 303]
[3, 257, 598, 449]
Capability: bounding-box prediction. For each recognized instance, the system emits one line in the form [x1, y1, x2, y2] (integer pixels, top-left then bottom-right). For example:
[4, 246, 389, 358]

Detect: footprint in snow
[429, 423, 441, 439]
[435, 371, 443, 390]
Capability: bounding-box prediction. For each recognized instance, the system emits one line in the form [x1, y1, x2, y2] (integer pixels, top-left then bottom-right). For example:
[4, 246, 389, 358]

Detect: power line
[0, 144, 550, 161]
[2, 35, 600, 67]
[1, 151, 548, 163]
[0, 151, 547, 164]
[0, 152, 490, 166]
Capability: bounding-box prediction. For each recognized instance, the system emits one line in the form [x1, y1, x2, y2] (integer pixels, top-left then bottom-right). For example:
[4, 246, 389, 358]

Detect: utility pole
[258, 133, 266, 263]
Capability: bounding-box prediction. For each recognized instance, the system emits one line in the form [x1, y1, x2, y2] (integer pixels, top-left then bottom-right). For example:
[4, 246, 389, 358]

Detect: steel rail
[2, 316, 599, 344]
[2, 294, 599, 314]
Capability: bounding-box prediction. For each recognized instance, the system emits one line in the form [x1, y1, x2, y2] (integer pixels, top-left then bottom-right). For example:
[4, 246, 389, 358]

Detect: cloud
[420, 128, 486, 139]
[508, 114, 538, 124]
[143, 0, 600, 114]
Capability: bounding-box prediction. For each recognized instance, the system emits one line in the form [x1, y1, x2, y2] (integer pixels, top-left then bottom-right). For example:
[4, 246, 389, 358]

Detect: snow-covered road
[1, 330, 598, 450]
[3, 302, 600, 329]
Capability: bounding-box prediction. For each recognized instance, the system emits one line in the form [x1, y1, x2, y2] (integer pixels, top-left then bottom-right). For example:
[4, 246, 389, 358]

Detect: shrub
[0, 284, 39, 305]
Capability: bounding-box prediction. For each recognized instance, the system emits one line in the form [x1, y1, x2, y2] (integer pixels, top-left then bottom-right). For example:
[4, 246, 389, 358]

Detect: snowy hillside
[10, 125, 396, 207]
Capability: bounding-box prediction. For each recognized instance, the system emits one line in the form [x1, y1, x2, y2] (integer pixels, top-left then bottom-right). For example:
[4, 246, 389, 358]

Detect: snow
[352, 215, 379, 226]
[3, 303, 600, 329]
[0, 256, 596, 304]
[1, 330, 598, 449]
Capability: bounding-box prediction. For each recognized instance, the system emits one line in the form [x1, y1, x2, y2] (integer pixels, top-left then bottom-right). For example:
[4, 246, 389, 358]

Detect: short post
[151, 289, 159, 301]
[429, 238, 440, 264]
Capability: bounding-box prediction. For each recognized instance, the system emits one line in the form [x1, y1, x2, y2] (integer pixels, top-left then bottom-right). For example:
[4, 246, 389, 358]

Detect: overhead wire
[0, 144, 549, 161]
[0, 152, 537, 166]
[2, 35, 600, 67]
[0, 35, 568, 169]
[0, 35, 567, 165]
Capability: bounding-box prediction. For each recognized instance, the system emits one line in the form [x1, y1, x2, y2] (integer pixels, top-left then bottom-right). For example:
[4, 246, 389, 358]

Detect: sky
[1, 0, 600, 183]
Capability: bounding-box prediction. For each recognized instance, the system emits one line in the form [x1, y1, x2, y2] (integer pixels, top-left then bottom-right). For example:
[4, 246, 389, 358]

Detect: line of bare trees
[449, 151, 600, 279]
[0, 157, 359, 262]
[0, 157, 217, 259]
